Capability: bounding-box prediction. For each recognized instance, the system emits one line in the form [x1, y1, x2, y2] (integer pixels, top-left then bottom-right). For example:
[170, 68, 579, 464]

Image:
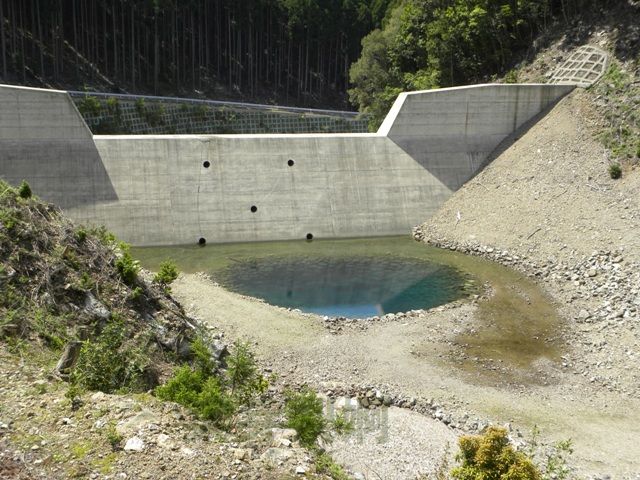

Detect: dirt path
[173, 274, 640, 478]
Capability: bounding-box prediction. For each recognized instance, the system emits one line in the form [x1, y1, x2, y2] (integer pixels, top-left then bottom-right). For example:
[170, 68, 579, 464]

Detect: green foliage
[504, 69, 519, 84]
[75, 227, 88, 243]
[608, 163, 622, 179]
[77, 95, 102, 117]
[105, 422, 123, 451]
[71, 320, 148, 393]
[135, 98, 146, 116]
[17, 180, 32, 199]
[88, 226, 117, 246]
[593, 62, 639, 164]
[314, 451, 351, 480]
[332, 412, 354, 435]
[226, 341, 267, 403]
[155, 364, 236, 426]
[284, 387, 327, 448]
[155, 338, 266, 426]
[451, 426, 542, 480]
[349, 0, 591, 127]
[115, 244, 140, 286]
[153, 260, 179, 286]
[32, 309, 68, 350]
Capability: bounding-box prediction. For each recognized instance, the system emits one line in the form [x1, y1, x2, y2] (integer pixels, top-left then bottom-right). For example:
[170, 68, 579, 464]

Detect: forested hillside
[0, 0, 395, 108]
[348, 0, 623, 127]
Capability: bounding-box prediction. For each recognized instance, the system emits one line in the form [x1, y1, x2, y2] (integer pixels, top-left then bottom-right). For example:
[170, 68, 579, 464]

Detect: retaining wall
[0, 83, 573, 246]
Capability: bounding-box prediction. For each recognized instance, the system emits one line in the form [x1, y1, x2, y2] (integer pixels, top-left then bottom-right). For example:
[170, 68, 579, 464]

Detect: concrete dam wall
[0, 83, 573, 246]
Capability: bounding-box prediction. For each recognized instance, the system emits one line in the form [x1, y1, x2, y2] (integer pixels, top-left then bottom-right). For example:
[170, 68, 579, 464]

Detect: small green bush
[75, 227, 88, 243]
[155, 364, 235, 426]
[71, 320, 147, 393]
[153, 260, 179, 286]
[105, 422, 123, 451]
[451, 426, 541, 480]
[314, 451, 351, 480]
[115, 245, 139, 286]
[609, 163, 622, 179]
[77, 95, 102, 116]
[226, 341, 267, 403]
[284, 387, 327, 448]
[135, 98, 146, 116]
[17, 180, 32, 199]
[332, 412, 354, 435]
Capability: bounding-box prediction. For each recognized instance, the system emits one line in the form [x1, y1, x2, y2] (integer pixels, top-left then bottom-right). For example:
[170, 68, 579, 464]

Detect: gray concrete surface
[0, 83, 573, 246]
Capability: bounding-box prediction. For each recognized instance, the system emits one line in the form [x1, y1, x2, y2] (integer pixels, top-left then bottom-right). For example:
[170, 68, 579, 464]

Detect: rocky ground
[0, 343, 345, 479]
[167, 52, 640, 478]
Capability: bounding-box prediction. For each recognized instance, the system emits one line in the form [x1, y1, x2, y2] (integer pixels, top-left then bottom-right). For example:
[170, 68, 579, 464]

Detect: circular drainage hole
[288, 159, 295, 167]
[306, 233, 313, 241]
[203, 161, 210, 168]
[251, 205, 258, 213]
[198, 237, 206, 246]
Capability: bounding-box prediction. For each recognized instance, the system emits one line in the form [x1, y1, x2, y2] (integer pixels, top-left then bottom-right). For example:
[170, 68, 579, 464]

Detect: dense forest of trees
[348, 0, 612, 127]
[0, 0, 395, 107]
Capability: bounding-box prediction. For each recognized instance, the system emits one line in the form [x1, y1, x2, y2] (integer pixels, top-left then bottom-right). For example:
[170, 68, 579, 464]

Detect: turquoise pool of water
[133, 236, 476, 318]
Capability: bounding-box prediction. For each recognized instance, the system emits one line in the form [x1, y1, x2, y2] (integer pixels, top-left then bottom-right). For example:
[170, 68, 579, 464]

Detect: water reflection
[221, 255, 468, 318]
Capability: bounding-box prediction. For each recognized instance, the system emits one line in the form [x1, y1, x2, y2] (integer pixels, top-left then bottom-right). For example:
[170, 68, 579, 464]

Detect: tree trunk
[0, 0, 7, 79]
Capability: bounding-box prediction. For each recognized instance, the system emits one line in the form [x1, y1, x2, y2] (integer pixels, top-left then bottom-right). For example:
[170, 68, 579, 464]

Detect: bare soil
[168, 83, 640, 478]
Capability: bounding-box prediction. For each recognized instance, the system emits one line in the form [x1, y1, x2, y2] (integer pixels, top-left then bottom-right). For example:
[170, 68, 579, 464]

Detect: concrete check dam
[0, 83, 573, 246]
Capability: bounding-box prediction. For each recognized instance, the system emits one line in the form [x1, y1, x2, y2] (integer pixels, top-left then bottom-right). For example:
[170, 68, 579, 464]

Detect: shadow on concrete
[385, 94, 570, 192]
[0, 138, 118, 209]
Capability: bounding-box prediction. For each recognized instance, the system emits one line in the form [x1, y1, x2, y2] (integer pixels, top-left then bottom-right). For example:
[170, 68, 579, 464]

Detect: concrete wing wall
[379, 84, 574, 191]
[0, 84, 118, 209]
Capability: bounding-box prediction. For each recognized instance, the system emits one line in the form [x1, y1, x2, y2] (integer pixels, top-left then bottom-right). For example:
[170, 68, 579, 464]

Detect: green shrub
[71, 320, 147, 393]
[75, 227, 88, 243]
[77, 95, 102, 116]
[135, 98, 146, 116]
[196, 377, 236, 423]
[115, 245, 139, 286]
[226, 341, 267, 403]
[504, 69, 519, 84]
[155, 364, 235, 426]
[609, 163, 622, 179]
[17, 180, 32, 199]
[105, 422, 123, 451]
[155, 365, 205, 407]
[284, 388, 327, 448]
[451, 426, 541, 480]
[332, 411, 354, 435]
[314, 451, 350, 480]
[153, 260, 179, 286]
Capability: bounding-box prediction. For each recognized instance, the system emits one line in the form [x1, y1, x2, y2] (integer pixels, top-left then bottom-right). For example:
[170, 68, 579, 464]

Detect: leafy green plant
[451, 426, 541, 480]
[527, 426, 574, 480]
[608, 163, 622, 179]
[17, 180, 32, 199]
[284, 388, 327, 448]
[314, 451, 351, 480]
[71, 319, 147, 393]
[75, 227, 88, 243]
[115, 245, 139, 286]
[135, 98, 146, 116]
[226, 341, 267, 403]
[153, 260, 179, 286]
[155, 364, 236, 426]
[77, 95, 102, 116]
[105, 422, 123, 451]
[332, 412, 354, 435]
